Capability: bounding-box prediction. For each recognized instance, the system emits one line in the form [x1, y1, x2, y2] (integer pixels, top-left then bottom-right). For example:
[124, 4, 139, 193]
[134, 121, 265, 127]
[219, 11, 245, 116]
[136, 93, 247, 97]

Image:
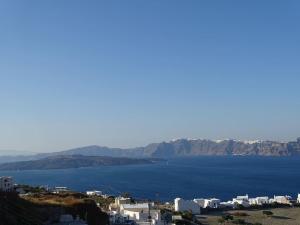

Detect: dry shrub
[232, 211, 249, 217]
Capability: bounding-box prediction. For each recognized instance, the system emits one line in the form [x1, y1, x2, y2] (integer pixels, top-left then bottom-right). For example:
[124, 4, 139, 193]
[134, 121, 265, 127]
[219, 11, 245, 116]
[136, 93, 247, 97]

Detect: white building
[236, 194, 249, 201]
[249, 197, 269, 205]
[220, 201, 238, 208]
[232, 199, 250, 207]
[193, 198, 205, 207]
[174, 198, 201, 214]
[109, 211, 130, 225]
[204, 198, 220, 208]
[193, 198, 220, 208]
[101, 194, 113, 199]
[119, 203, 162, 225]
[232, 195, 250, 207]
[52, 187, 69, 194]
[110, 196, 132, 211]
[297, 194, 300, 203]
[86, 190, 102, 196]
[0, 176, 14, 192]
[120, 203, 150, 214]
[172, 215, 182, 221]
[115, 197, 132, 206]
[270, 195, 292, 205]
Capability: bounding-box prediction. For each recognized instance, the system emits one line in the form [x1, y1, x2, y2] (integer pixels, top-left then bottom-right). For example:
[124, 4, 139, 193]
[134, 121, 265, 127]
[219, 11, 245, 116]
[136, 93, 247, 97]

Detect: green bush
[232, 218, 246, 224]
[218, 218, 225, 223]
[222, 214, 233, 221]
[182, 211, 193, 221]
[262, 210, 273, 216]
[236, 204, 245, 210]
[232, 212, 248, 217]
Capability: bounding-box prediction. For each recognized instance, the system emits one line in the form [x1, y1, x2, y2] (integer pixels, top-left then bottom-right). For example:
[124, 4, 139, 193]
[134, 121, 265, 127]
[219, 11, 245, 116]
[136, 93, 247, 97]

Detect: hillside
[0, 155, 157, 170]
[38, 138, 300, 158]
[0, 191, 108, 225]
[1, 138, 300, 163]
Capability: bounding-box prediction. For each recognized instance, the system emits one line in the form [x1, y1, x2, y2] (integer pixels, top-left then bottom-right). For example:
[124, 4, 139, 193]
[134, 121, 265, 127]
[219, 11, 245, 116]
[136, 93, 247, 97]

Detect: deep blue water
[1, 156, 300, 202]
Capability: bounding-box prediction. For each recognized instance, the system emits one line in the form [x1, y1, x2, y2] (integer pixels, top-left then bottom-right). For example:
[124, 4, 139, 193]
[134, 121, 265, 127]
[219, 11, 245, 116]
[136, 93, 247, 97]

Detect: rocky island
[0, 155, 161, 170]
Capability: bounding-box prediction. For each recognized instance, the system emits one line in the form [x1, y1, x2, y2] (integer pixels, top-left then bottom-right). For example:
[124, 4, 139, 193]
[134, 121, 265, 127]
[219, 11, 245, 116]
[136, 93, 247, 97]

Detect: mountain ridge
[37, 138, 300, 158]
[0, 155, 159, 170]
[1, 138, 300, 163]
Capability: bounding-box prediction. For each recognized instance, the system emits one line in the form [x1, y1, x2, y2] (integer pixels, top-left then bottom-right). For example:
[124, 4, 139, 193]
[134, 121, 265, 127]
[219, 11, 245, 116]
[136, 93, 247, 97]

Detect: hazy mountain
[0, 155, 38, 164]
[35, 138, 300, 158]
[137, 138, 300, 157]
[0, 150, 38, 163]
[1, 138, 300, 163]
[0, 155, 159, 170]
[0, 150, 36, 156]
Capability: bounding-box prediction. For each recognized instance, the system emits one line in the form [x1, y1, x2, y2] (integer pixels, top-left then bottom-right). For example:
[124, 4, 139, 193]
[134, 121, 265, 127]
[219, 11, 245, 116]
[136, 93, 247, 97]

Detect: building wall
[273, 196, 291, 204]
[122, 209, 161, 225]
[174, 198, 200, 214]
[249, 197, 269, 205]
[232, 198, 250, 207]
[193, 199, 205, 208]
[0, 177, 14, 192]
[194, 198, 220, 208]
[204, 199, 220, 208]
[115, 197, 131, 206]
[123, 210, 141, 220]
[86, 190, 102, 196]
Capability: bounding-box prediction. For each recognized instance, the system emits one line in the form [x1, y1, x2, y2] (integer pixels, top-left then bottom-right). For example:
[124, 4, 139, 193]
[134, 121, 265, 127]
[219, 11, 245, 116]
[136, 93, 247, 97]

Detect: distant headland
[1, 138, 300, 165]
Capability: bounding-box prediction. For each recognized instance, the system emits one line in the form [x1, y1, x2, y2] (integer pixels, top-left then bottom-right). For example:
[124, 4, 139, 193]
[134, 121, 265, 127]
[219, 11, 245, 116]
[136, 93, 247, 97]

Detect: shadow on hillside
[271, 215, 291, 220]
[0, 192, 108, 225]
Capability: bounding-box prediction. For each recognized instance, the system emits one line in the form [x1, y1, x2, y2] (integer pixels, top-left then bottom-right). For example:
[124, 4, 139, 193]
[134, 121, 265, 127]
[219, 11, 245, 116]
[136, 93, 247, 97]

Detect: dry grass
[198, 207, 300, 225]
[22, 193, 85, 206]
[19, 192, 109, 225]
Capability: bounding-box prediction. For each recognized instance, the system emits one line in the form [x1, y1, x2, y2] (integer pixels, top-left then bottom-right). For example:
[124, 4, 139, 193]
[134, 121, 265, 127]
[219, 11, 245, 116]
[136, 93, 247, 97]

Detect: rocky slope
[1, 138, 300, 163]
[39, 138, 300, 158]
[0, 155, 158, 170]
[0, 191, 108, 225]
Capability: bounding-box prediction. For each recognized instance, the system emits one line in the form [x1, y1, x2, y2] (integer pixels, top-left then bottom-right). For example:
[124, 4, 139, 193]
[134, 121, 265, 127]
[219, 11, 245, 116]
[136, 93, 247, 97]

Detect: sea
[1, 156, 300, 202]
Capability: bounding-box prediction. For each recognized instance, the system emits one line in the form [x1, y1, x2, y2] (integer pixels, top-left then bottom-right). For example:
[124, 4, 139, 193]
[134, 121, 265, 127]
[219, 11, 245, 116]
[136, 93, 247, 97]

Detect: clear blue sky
[0, 0, 300, 152]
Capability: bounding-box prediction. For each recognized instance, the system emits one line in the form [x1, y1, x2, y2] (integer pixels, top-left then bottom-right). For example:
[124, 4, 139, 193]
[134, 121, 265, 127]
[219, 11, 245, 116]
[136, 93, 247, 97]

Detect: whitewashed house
[0, 176, 14, 192]
[120, 203, 149, 215]
[249, 197, 269, 205]
[193, 198, 220, 208]
[220, 201, 238, 208]
[232, 194, 250, 207]
[204, 198, 220, 208]
[172, 215, 182, 221]
[174, 198, 201, 214]
[86, 190, 102, 196]
[109, 211, 130, 225]
[115, 197, 131, 206]
[236, 194, 249, 201]
[110, 196, 132, 212]
[193, 198, 205, 208]
[270, 195, 292, 205]
[120, 203, 162, 225]
[52, 187, 68, 194]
